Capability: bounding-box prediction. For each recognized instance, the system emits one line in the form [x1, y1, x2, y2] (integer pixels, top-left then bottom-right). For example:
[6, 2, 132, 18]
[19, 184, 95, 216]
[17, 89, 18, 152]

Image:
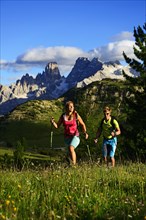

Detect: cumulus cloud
[110, 31, 134, 42]
[88, 31, 136, 62]
[1, 31, 136, 77]
[89, 40, 136, 62]
[17, 46, 87, 65]
[1, 46, 88, 75]
[0, 60, 34, 72]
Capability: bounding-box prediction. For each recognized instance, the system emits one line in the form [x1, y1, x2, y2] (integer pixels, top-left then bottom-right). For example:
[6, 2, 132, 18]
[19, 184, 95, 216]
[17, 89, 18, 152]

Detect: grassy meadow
[0, 162, 146, 220]
[0, 84, 146, 219]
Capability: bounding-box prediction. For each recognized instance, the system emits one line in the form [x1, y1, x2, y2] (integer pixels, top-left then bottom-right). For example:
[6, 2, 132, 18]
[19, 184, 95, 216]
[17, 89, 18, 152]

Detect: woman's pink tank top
[62, 114, 79, 137]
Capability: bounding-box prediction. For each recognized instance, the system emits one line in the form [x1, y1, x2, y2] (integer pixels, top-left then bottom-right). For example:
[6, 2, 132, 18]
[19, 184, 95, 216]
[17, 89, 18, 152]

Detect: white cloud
[110, 31, 134, 42]
[16, 46, 88, 66]
[1, 33, 136, 79]
[89, 40, 135, 62]
[0, 60, 7, 64]
[0, 60, 34, 71]
[0, 46, 88, 76]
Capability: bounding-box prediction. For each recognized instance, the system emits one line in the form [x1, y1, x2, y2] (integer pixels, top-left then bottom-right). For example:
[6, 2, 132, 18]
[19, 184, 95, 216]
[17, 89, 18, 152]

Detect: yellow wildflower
[5, 200, 10, 206]
[13, 207, 17, 212]
[0, 214, 6, 219]
[18, 184, 21, 189]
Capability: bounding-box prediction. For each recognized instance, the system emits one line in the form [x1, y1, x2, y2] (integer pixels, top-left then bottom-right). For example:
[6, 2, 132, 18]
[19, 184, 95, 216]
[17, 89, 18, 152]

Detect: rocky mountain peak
[0, 57, 139, 115]
[35, 62, 61, 86]
[43, 62, 61, 83]
[17, 73, 35, 86]
[73, 57, 90, 69]
[45, 62, 57, 70]
[66, 57, 103, 86]
[104, 60, 121, 67]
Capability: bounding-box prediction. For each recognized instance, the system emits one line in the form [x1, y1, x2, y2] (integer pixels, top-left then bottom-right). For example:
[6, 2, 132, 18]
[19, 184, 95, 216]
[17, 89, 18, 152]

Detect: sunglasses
[103, 111, 109, 115]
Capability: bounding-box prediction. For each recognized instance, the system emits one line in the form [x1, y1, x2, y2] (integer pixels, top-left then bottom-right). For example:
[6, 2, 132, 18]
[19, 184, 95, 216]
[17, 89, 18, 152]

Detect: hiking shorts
[64, 136, 80, 149]
[102, 137, 117, 158]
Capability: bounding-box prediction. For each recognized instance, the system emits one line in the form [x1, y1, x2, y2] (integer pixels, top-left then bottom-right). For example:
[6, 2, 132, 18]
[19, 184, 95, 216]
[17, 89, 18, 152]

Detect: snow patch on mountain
[0, 57, 139, 115]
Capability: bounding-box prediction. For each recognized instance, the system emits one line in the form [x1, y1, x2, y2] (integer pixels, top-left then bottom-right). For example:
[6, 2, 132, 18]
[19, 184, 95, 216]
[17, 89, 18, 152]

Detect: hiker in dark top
[50, 101, 88, 165]
[94, 106, 121, 167]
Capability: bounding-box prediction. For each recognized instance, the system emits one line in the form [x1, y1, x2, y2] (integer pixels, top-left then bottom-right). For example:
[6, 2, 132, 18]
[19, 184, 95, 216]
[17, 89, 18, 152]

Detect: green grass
[0, 120, 65, 149]
[0, 162, 146, 220]
[0, 99, 65, 149]
[0, 148, 14, 156]
[0, 147, 65, 161]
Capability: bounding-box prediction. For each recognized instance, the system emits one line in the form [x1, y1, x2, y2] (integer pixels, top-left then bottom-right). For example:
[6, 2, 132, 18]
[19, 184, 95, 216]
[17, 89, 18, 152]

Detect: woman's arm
[50, 115, 63, 128]
[77, 115, 88, 139]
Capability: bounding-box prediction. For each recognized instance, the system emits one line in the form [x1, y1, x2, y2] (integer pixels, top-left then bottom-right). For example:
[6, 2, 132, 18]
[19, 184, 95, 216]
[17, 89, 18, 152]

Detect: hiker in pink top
[50, 101, 88, 165]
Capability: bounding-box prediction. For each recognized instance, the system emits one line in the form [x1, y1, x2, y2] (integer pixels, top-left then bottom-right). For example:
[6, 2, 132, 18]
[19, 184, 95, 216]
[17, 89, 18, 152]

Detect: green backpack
[100, 116, 117, 131]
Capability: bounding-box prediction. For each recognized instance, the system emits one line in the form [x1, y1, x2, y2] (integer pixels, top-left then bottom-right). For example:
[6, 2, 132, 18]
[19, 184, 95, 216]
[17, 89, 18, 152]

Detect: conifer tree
[122, 23, 146, 160]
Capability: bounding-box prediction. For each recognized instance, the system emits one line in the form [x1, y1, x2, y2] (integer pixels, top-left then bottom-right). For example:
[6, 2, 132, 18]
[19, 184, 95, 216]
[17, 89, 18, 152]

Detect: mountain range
[0, 57, 139, 115]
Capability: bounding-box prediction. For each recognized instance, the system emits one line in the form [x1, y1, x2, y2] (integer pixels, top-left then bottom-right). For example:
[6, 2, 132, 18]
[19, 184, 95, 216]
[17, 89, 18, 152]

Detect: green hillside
[0, 99, 65, 150]
[0, 79, 128, 161]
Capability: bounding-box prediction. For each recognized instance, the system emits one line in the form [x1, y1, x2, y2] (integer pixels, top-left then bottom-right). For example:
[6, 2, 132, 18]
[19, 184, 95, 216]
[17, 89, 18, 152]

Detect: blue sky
[0, 0, 145, 86]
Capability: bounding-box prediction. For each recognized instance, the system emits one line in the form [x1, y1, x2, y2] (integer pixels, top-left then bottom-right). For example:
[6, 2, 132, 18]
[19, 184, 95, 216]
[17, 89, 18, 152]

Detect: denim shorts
[102, 137, 117, 157]
[64, 136, 80, 149]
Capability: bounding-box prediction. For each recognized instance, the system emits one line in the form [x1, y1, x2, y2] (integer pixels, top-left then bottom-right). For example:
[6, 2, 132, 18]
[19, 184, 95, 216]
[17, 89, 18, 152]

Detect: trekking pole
[86, 144, 92, 163]
[94, 139, 101, 167]
[50, 123, 53, 148]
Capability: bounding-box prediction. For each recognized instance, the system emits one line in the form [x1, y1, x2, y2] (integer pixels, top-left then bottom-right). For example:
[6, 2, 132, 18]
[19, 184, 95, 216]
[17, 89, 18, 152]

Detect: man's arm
[111, 120, 121, 137]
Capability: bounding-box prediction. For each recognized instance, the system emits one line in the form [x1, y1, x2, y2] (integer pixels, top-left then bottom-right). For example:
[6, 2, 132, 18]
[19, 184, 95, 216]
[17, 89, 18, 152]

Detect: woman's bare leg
[69, 146, 76, 165]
